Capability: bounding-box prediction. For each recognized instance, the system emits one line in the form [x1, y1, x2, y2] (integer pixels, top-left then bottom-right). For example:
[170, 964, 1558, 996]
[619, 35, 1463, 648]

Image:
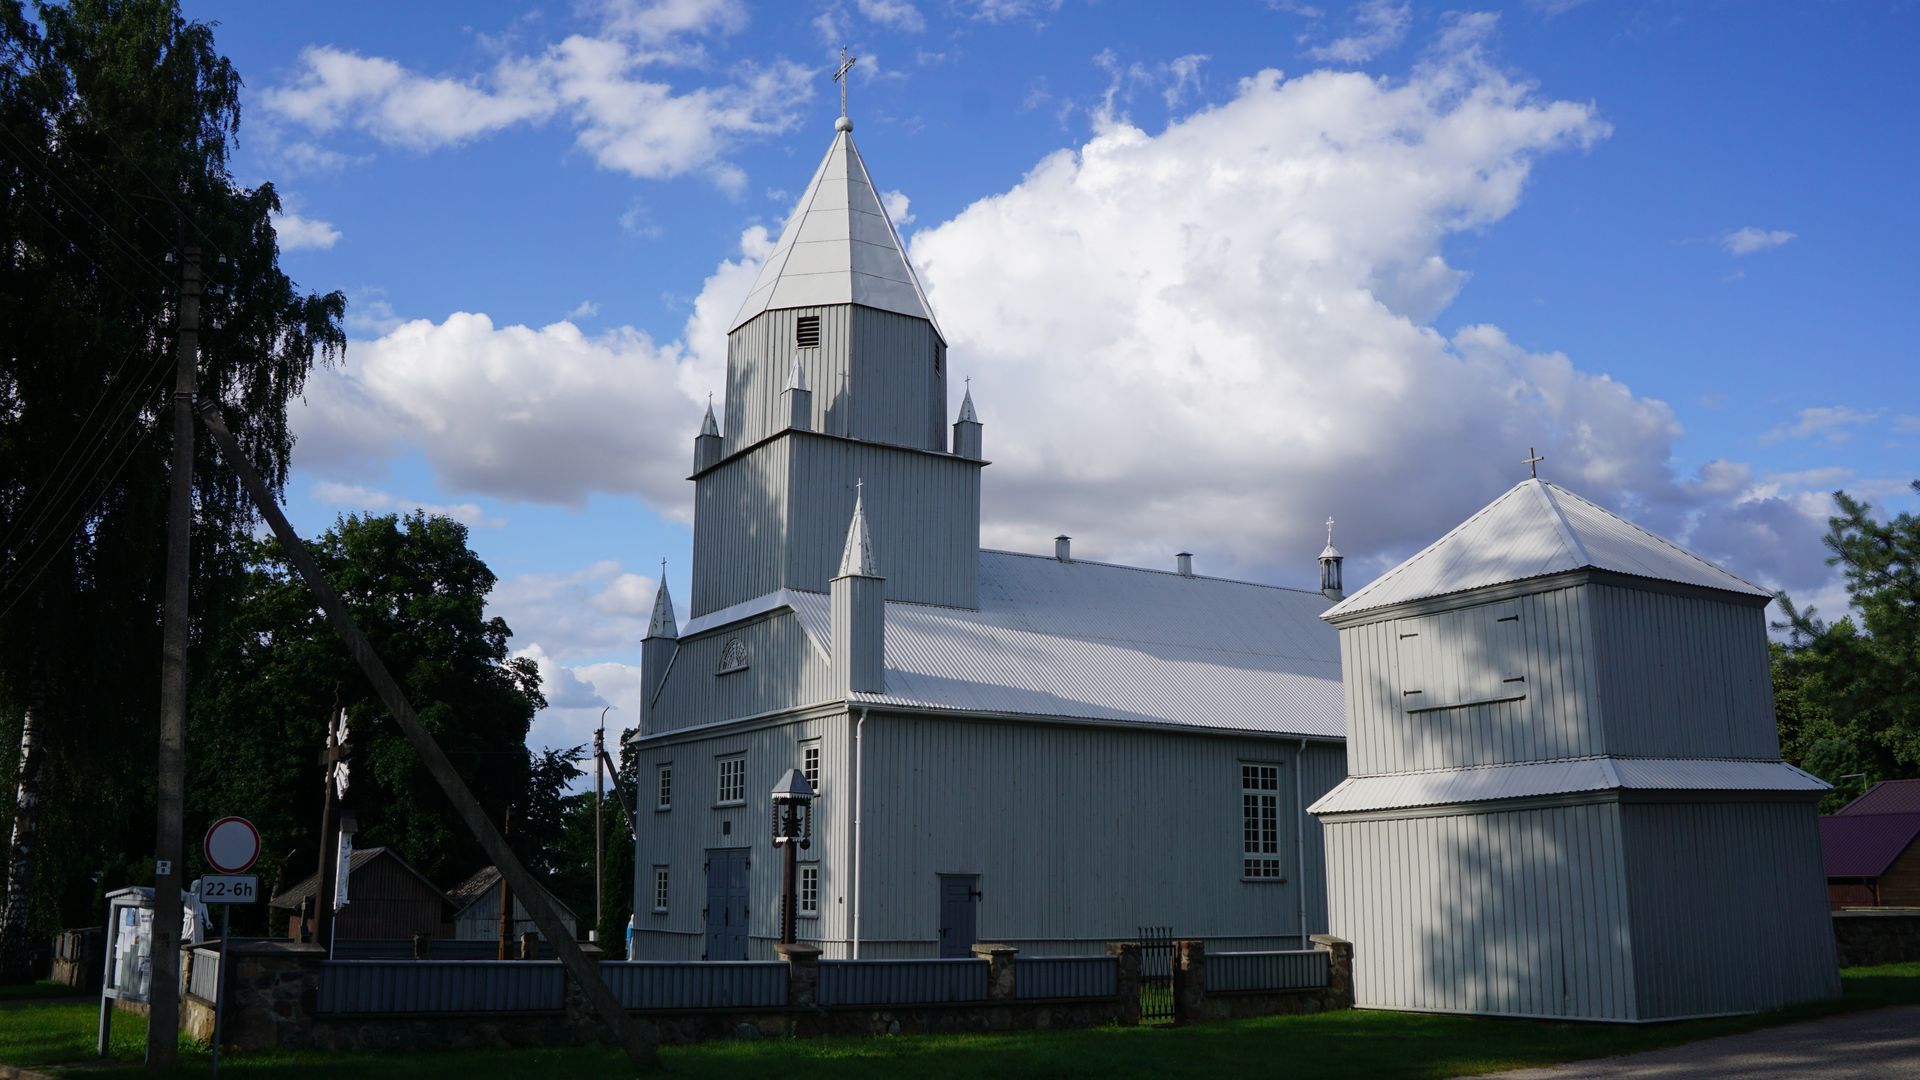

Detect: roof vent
[795, 315, 821, 349]
[1054, 535, 1072, 563]
[1176, 552, 1193, 577]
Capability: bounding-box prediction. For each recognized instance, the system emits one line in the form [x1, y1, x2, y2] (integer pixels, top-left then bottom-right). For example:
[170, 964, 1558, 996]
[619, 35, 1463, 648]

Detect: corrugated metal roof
[1308, 757, 1829, 815]
[1821, 813, 1920, 878]
[1325, 479, 1769, 619]
[780, 550, 1342, 738]
[728, 127, 941, 339]
[1836, 779, 1920, 816]
[268, 847, 451, 910]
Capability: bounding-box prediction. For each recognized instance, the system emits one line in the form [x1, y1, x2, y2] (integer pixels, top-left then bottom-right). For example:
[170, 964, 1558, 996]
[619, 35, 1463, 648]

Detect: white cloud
[880, 188, 915, 227]
[567, 300, 600, 319]
[1762, 406, 1881, 445]
[272, 210, 342, 250]
[261, 47, 556, 149]
[310, 481, 506, 527]
[956, 0, 1063, 24]
[1306, 1, 1412, 64]
[858, 0, 925, 32]
[1723, 226, 1796, 256]
[598, 0, 749, 45]
[492, 560, 663, 665]
[1894, 415, 1920, 435]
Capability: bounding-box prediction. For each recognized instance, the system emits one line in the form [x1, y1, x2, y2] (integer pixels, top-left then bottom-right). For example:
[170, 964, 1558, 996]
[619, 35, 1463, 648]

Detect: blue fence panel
[1205, 949, 1330, 994]
[316, 961, 566, 1014]
[1014, 956, 1117, 1001]
[186, 949, 220, 1002]
[816, 959, 988, 1007]
[601, 962, 788, 1010]
[329, 939, 560, 961]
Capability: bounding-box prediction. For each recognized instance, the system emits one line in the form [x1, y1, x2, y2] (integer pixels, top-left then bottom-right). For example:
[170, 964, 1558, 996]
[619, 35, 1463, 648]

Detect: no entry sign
[203, 817, 260, 874]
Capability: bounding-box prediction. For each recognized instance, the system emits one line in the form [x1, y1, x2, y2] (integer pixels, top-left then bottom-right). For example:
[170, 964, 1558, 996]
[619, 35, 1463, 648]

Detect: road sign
[202, 817, 259, 874]
[198, 875, 258, 905]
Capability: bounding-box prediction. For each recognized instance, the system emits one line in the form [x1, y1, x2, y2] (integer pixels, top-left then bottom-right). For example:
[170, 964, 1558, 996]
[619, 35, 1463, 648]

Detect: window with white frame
[656, 764, 672, 811]
[1242, 763, 1284, 880]
[802, 742, 821, 792]
[716, 755, 746, 805]
[652, 866, 670, 913]
[799, 864, 819, 917]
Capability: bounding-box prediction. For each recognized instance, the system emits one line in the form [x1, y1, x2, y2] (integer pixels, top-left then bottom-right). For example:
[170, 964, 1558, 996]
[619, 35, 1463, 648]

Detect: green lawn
[4, 965, 1915, 1078]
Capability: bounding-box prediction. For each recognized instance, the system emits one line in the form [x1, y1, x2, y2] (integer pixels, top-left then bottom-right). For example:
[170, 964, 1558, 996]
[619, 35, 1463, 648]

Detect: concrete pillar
[1172, 939, 1207, 1025]
[972, 943, 1018, 1001]
[1106, 941, 1142, 1027]
[775, 942, 822, 1008]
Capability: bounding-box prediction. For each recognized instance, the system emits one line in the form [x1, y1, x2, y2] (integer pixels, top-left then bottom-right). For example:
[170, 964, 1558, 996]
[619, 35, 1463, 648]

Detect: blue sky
[184, 0, 1919, 762]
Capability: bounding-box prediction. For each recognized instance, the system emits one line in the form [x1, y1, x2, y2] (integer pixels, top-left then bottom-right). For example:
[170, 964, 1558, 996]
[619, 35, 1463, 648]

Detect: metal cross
[1325, 517, 1336, 546]
[834, 46, 858, 119]
[1524, 447, 1545, 479]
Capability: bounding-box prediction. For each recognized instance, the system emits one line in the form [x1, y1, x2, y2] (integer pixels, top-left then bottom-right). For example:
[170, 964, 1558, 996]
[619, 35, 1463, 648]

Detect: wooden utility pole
[196, 403, 657, 1068]
[593, 720, 605, 941]
[496, 809, 513, 961]
[147, 246, 199, 1071]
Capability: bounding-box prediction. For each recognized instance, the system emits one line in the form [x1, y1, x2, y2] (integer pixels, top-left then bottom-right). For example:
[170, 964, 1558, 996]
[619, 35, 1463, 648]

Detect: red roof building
[1822, 781, 1920, 909]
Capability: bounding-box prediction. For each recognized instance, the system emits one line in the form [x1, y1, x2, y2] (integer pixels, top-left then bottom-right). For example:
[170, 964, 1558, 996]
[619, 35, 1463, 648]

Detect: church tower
[688, 114, 984, 617]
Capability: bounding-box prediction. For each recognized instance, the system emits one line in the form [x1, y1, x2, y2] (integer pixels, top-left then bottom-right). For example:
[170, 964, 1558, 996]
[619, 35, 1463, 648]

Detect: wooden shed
[269, 846, 452, 941]
[1823, 780, 1920, 908]
[446, 866, 579, 942]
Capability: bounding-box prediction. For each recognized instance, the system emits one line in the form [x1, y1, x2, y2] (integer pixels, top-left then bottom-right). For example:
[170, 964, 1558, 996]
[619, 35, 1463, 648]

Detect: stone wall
[1833, 909, 1920, 967]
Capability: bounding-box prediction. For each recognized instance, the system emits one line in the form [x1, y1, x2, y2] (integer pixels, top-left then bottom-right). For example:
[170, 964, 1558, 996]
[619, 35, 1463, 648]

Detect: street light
[770, 769, 815, 946]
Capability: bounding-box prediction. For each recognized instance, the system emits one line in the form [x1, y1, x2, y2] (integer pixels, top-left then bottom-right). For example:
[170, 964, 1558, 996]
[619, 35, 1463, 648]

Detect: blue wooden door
[704, 849, 750, 960]
[938, 875, 977, 959]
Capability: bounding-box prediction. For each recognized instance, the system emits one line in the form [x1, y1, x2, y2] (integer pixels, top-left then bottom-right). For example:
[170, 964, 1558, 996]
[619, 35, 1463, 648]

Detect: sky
[183, 0, 1920, 771]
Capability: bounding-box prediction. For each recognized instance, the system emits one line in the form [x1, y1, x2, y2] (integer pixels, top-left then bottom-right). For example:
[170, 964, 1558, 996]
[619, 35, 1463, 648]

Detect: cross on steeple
[1524, 447, 1546, 479]
[1325, 517, 1336, 546]
[833, 46, 858, 121]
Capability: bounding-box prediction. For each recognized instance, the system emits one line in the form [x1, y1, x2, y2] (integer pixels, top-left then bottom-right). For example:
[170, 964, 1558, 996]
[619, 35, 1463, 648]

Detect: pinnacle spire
[646, 568, 678, 640]
[957, 380, 978, 423]
[837, 479, 879, 578]
[787, 356, 810, 392]
[700, 396, 720, 437]
[1320, 516, 1341, 560]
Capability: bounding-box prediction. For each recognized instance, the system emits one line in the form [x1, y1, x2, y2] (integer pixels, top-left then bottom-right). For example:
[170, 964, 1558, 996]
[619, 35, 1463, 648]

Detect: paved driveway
[1470, 1006, 1920, 1078]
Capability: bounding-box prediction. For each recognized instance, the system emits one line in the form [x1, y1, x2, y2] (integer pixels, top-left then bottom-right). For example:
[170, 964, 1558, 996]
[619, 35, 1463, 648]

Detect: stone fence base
[1171, 935, 1353, 1024]
[1833, 909, 1920, 967]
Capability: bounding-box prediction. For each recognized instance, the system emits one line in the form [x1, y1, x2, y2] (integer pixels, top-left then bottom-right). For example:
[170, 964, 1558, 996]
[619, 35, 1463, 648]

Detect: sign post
[201, 818, 260, 1079]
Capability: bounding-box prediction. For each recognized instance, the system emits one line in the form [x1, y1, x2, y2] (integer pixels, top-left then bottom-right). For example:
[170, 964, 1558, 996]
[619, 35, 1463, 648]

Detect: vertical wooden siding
[1620, 799, 1839, 1018]
[650, 611, 834, 734]
[1324, 802, 1635, 1020]
[783, 436, 980, 608]
[725, 306, 945, 455]
[1589, 585, 1780, 760]
[691, 440, 792, 616]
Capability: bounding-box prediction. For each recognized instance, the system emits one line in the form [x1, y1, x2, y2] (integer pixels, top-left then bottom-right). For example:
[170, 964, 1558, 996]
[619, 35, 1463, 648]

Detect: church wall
[1339, 586, 1603, 776]
[1619, 798, 1839, 1019]
[647, 611, 833, 735]
[627, 711, 854, 961]
[1322, 800, 1636, 1020]
[724, 306, 946, 454]
[783, 436, 980, 608]
[853, 714, 1342, 958]
[691, 439, 792, 617]
[847, 306, 946, 452]
[1587, 583, 1780, 761]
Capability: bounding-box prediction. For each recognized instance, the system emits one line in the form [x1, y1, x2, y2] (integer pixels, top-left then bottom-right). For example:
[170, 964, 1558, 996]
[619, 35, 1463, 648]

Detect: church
[624, 111, 1349, 961]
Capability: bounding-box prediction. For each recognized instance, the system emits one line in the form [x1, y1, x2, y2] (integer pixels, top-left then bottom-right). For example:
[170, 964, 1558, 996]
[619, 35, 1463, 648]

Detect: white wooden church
[625, 113, 1349, 961]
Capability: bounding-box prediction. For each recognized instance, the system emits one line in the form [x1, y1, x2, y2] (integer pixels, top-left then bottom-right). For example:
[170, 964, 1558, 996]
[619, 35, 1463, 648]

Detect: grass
[2, 964, 1914, 1078]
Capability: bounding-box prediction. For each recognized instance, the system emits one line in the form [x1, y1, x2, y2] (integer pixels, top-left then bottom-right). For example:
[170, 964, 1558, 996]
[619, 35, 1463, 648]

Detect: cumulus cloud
[311, 481, 506, 527]
[857, 0, 926, 32]
[1723, 226, 1796, 256]
[272, 210, 341, 250]
[491, 560, 664, 664]
[1306, 1, 1412, 64]
[880, 188, 915, 227]
[1762, 406, 1881, 444]
[956, 0, 1063, 24]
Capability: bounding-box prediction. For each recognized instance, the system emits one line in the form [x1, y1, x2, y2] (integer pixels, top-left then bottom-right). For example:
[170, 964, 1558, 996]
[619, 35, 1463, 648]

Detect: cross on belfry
[834, 46, 858, 119]
[1524, 447, 1546, 479]
[1325, 516, 1336, 546]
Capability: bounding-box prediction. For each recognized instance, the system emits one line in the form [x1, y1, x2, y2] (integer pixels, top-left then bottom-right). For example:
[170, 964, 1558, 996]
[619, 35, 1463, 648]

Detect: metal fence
[186, 948, 220, 1002]
[329, 938, 559, 961]
[315, 961, 565, 1014]
[1014, 956, 1117, 1001]
[1137, 926, 1174, 1023]
[816, 958, 988, 1007]
[601, 961, 787, 1010]
[1206, 949, 1330, 994]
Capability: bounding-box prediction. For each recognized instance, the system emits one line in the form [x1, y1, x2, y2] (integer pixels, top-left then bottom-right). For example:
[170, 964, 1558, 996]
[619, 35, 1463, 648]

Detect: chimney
[1319, 516, 1345, 601]
[832, 481, 885, 695]
[693, 397, 723, 473]
[640, 569, 678, 730]
[1175, 552, 1194, 577]
[952, 382, 983, 460]
[1054, 535, 1072, 563]
[781, 358, 812, 433]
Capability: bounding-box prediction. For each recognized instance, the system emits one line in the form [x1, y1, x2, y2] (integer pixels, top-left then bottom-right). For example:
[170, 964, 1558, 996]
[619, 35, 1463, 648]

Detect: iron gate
[1138, 925, 1173, 1023]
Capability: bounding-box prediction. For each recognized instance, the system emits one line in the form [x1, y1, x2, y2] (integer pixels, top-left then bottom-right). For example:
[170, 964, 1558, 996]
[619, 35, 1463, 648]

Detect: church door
[703, 849, 750, 961]
[937, 875, 978, 959]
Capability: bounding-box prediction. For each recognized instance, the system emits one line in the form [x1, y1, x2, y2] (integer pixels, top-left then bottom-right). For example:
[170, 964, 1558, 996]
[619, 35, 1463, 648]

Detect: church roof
[727, 127, 942, 339]
[1324, 478, 1769, 619]
[780, 551, 1342, 739]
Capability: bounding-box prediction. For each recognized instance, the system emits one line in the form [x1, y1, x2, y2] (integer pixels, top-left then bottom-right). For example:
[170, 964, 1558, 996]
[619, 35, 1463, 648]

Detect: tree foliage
[1773, 481, 1920, 809]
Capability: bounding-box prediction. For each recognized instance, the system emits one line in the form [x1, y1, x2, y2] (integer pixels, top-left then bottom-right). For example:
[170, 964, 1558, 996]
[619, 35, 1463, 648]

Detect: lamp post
[770, 769, 814, 946]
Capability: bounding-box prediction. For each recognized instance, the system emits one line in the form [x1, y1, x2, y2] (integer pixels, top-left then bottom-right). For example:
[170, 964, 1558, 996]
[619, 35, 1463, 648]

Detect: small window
[795, 315, 821, 349]
[656, 764, 673, 811]
[717, 755, 746, 805]
[799, 864, 819, 917]
[802, 743, 821, 792]
[652, 866, 670, 913]
[1242, 763, 1284, 881]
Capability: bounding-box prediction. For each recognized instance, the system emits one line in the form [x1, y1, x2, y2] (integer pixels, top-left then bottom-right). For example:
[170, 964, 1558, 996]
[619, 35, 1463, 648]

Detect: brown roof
[268, 846, 451, 910]
[1836, 779, 1920, 816]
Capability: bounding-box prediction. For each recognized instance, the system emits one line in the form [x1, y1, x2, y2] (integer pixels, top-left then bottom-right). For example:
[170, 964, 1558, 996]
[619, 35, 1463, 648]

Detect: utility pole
[496, 809, 513, 960]
[147, 246, 198, 1071]
[593, 708, 609, 941]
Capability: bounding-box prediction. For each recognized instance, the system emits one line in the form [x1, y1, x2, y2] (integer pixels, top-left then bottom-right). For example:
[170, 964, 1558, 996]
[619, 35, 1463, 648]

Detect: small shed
[1823, 780, 1920, 908]
[269, 846, 452, 941]
[446, 866, 579, 942]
